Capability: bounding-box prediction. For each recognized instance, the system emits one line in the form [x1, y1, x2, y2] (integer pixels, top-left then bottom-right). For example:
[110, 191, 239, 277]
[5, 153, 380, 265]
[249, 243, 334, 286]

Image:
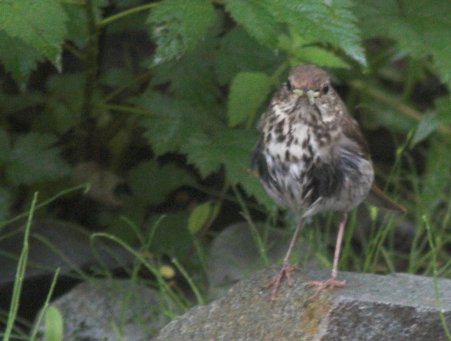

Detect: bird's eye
[322, 84, 329, 94]
[286, 80, 292, 91]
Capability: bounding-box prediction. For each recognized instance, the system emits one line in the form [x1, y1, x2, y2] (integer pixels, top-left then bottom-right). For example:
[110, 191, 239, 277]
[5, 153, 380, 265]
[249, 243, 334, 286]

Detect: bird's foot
[266, 262, 298, 301]
[306, 277, 346, 300]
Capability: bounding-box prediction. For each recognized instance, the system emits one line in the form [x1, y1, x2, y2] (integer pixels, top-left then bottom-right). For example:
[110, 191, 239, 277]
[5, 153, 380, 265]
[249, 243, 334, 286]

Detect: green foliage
[188, 202, 214, 235]
[128, 160, 195, 206]
[227, 72, 272, 127]
[356, 0, 451, 87]
[215, 27, 283, 85]
[224, 0, 281, 48]
[264, 0, 366, 65]
[1, 131, 70, 185]
[0, 0, 67, 73]
[44, 306, 64, 341]
[0, 0, 451, 334]
[147, 0, 217, 64]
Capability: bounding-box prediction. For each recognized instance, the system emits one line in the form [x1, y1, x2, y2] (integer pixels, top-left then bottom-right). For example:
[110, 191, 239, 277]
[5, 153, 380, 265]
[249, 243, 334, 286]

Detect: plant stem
[3, 192, 38, 341]
[98, 3, 158, 28]
[97, 103, 152, 116]
[79, 0, 100, 159]
[350, 79, 451, 136]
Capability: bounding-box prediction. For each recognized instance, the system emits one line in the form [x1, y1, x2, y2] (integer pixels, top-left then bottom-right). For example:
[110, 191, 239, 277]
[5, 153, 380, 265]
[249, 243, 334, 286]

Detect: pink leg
[266, 218, 304, 301]
[307, 212, 348, 300]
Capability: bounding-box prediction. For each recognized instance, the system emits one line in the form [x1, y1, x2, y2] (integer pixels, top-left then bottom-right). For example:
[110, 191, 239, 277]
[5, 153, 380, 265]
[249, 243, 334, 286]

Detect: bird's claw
[306, 277, 346, 300]
[266, 263, 298, 301]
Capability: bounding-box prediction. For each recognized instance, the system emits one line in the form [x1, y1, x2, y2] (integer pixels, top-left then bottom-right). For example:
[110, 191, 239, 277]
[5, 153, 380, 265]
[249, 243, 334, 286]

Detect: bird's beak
[306, 89, 320, 105]
[293, 89, 304, 96]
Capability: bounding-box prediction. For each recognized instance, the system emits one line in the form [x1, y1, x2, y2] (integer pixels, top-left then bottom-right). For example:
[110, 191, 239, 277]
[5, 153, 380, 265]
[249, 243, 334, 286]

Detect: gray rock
[155, 269, 451, 341]
[36, 279, 173, 341]
[208, 222, 317, 300]
[0, 219, 133, 286]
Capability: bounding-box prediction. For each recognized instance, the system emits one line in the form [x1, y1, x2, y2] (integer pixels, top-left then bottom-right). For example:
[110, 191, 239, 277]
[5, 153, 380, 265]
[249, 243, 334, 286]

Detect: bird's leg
[266, 218, 304, 301]
[307, 212, 348, 300]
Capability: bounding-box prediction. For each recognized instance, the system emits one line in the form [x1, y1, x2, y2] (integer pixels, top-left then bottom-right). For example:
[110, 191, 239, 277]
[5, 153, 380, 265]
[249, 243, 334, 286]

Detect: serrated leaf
[355, 0, 451, 87]
[147, 0, 216, 63]
[297, 47, 349, 68]
[188, 202, 212, 235]
[0, 0, 67, 69]
[182, 129, 274, 209]
[410, 113, 438, 147]
[0, 91, 44, 115]
[185, 129, 252, 182]
[5, 133, 70, 185]
[227, 72, 272, 127]
[215, 27, 283, 85]
[149, 31, 221, 108]
[0, 31, 42, 87]
[235, 169, 276, 211]
[262, 0, 366, 66]
[182, 129, 256, 179]
[225, 0, 281, 48]
[278, 29, 349, 68]
[128, 160, 195, 206]
[133, 93, 221, 155]
[45, 74, 85, 133]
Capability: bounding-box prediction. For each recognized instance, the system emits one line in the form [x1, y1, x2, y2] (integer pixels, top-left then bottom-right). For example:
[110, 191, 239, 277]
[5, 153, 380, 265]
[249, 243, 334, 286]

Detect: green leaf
[182, 129, 256, 179]
[5, 133, 70, 185]
[225, 0, 281, 48]
[133, 93, 221, 155]
[279, 31, 349, 68]
[262, 0, 366, 66]
[0, 31, 42, 87]
[188, 202, 213, 235]
[45, 74, 86, 133]
[0, 0, 67, 69]
[44, 305, 64, 341]
[149, 213, 194, 258]
[147, 0, 216, 63]
[422, 140, 451, 210]
[235, 169, 276, 211]
[182, 129, 274, 209]
[0, 91, 44, 115]
[227, 72, 272, 127]
[215, 27, 283, 85]
[436, 96, 451, 126]
[355, 0, 451, 87]
[410, 113, 438, 147]
[63, 0, 107, 47]
[128, 160, 195, 206]
[149, 32, 221, 108]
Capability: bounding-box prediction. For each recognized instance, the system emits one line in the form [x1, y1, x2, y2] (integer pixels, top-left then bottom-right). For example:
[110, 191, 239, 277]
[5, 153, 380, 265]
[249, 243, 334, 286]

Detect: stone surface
[155, 269, 451, 341]
[36, 279, 172, 341]
[207, 222, 316, 300]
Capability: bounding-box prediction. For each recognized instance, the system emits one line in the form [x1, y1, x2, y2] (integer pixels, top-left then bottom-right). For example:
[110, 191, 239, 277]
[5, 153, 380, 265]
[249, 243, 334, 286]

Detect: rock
[208, 222, 316, 300]
[154, 269, 451, 341]
[0, 219, 133, 287]
[36, 279, 173, 341]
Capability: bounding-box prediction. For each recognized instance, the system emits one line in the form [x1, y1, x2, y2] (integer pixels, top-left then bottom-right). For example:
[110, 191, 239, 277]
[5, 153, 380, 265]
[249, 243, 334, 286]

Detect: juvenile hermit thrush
[251, 64, 405, 300]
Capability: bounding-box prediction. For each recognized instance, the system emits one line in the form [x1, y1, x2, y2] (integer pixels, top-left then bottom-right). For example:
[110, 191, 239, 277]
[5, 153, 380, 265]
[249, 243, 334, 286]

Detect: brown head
[287, 64, 330, 93]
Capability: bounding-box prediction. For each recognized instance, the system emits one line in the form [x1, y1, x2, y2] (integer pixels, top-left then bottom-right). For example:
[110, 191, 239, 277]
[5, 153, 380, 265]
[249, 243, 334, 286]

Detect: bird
[251, 64, 405, 301]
